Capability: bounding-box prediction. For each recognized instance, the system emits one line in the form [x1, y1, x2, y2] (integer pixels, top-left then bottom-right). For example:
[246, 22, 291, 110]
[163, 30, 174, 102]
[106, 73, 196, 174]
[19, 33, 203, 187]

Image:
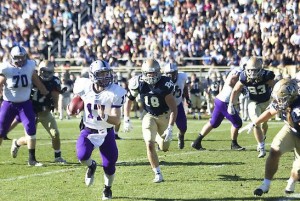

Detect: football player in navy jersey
[123, 59, 177, 183]
[10, 60, 67, 164]
[0, 46, 49, 166]
[228, 57, 276, 158]
[239, 79, 300, 196]
[205, 72, 223, 115]
[189, 73, 203, 119]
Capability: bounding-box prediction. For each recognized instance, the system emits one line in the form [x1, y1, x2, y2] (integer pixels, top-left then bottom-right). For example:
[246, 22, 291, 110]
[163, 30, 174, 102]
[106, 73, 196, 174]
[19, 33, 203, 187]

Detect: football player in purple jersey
[164, 63, 191, 149]
[0, 45, 49, 166]
[191, 65, 245, 151]
[68, 60, 126, 200]
[10, 60, 67, 164]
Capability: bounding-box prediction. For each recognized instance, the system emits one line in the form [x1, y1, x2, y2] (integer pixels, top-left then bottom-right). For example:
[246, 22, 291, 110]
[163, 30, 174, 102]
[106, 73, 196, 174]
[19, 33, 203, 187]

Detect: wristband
[168, 125, 174, 130]
[101, 114, 108, 122]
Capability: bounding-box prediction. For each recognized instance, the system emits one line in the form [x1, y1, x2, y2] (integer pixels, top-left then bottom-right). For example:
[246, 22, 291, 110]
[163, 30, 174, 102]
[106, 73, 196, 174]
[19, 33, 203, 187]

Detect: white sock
[287, 177, 296, 183]
[152, 167, 161, 174]
[263, 179, 271, 186]
[259, 142, 265, 149]
[80, 158, 93, 166]
[104, 173, 115, 187]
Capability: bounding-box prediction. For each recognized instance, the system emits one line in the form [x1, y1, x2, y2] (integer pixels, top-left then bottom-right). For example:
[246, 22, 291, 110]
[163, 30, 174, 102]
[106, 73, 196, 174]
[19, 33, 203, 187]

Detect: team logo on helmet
[10, 45, 27, 67]
[272, 78, 298, 110]
[141, 59, 161, 85]
[89, 60, 113, 88]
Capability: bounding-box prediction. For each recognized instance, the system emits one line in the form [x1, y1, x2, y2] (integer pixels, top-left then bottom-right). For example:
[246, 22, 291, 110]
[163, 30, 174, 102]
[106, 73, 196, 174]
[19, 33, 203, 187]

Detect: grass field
[0, 116, 299, 201]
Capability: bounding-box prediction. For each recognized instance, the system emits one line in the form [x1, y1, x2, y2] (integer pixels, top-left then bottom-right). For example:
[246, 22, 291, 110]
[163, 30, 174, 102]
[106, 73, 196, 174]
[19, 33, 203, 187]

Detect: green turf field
[0, 117, 299, 201]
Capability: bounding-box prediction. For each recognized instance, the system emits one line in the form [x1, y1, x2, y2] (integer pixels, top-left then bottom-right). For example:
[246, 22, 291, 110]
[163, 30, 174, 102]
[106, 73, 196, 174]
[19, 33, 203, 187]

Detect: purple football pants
[210, 98, 242, 129]
[76, 127, 118, 175]
[0, 100, 36, 137]
[176, 103, 187, 133]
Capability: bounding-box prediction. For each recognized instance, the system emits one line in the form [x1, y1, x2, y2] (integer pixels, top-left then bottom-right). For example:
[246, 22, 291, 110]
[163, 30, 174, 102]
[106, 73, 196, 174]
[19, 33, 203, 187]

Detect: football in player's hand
[67, 96, 84, 115]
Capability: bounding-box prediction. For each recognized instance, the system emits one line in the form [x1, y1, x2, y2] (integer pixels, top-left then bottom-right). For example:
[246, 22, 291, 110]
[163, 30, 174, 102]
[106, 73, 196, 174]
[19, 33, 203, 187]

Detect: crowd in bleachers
[0, 0, 300, 71]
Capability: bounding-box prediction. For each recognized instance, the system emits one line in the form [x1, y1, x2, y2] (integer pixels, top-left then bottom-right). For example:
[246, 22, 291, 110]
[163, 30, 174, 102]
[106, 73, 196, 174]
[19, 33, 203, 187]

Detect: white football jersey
[73, 78, 126, 130]
[173, 72, 188, 106]
[217, 68, 242, 103]
[0, 60, 36, 102]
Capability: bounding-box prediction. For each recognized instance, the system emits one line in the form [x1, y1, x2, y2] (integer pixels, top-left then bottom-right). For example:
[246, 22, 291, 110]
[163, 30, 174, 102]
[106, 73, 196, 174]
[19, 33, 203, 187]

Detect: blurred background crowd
[0, 0, 299, 119]
[0, 0, 299, 70]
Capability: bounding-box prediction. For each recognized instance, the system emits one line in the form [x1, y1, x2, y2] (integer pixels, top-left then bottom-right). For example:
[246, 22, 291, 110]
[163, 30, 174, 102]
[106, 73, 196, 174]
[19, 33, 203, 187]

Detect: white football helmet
[141, 59, 161, 85]
[240, 56, 250, 70]
[272, 78, 298, 110]
[38, 60, 55, 81]
[89, 60, 113, 87]
[10, 45, 27, 67]
[245, 57, 263, 79]
[164, 63, 178, 82]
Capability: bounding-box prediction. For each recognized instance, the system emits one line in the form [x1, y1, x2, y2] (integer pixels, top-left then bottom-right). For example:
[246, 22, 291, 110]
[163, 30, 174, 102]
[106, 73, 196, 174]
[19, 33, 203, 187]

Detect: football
[68, 95, 84, 115]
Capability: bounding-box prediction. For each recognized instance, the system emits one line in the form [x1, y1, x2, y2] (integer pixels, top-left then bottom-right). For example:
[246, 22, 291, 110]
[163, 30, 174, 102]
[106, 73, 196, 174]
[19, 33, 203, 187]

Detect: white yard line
[0, 168, 80, 182]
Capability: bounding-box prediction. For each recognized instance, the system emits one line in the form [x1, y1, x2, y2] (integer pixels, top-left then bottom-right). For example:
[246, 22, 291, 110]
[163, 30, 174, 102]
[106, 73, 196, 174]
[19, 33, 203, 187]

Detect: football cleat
[102, 185, 112, 200]
[258, 147, 266, 158]
[285, 180, 296, 194]
[85, 160, 97, 186]
[54, 157, 67, 164]
[153, 172, 164, 183]
[178, 134, 185, 149]
[11, 139, 20, 158]
[115, 134, 122, 140]
[231, 143, 246, 151]
[254, 183, 269, 196]
[28, 160, 43, 167]
[191, 142, 206, 151]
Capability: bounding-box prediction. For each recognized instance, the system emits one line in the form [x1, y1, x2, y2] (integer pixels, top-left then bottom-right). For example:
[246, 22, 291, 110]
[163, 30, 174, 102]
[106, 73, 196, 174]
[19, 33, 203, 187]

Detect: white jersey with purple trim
[73, 78, 126, 130]
[173, 72, 188, 106]
[216, 68, 242, 103]
[0, 60, 36, 102]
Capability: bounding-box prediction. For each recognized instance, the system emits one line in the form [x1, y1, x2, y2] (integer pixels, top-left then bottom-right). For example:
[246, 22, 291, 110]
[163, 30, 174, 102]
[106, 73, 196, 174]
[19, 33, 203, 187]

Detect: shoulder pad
[128, 75, 141, 90]
[73, 78, 90, 96]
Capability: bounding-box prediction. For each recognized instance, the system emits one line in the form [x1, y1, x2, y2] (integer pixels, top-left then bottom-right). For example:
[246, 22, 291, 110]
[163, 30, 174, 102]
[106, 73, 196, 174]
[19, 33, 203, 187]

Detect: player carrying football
[68, 60, 126, 200]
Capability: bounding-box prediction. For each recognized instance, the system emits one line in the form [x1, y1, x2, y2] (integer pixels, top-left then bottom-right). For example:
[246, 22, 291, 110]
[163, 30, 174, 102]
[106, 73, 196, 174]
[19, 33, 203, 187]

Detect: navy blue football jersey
[31, 76, 61, 113]
[136, 76, 174, 116]
[239, 70, 275, 103]
[289, 96, 300, 137]
[190, 78, 201, 94]
[208, 80, 222, 96]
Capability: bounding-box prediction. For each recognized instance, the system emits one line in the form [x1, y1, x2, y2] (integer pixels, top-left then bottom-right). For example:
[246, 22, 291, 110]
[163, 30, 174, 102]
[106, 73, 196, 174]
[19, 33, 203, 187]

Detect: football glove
[238, 122, 256, 134]
[227, 103, 235, 115]
[123, 118, 133, 132]
[163, 126, 173, 142]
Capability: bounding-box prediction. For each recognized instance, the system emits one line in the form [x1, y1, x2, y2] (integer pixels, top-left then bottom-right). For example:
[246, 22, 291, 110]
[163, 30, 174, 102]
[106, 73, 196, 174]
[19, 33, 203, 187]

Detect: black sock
[232, 140, 237, 145]
[194, 134, 204, 143]
[55, 151, 61, 158]
[15, 140, 20, 147]
[29, 149, 36, 161]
